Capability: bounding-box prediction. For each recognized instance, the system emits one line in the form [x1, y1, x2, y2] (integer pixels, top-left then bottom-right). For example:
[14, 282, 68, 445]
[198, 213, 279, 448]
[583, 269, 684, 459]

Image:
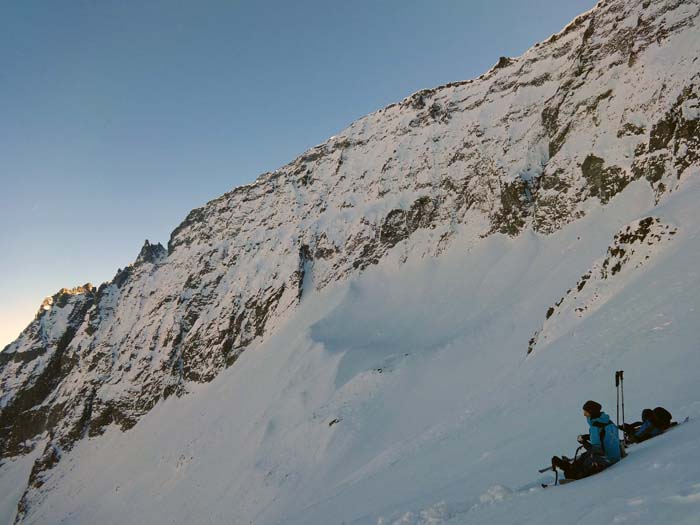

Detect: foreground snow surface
[6, 177, 700, 524]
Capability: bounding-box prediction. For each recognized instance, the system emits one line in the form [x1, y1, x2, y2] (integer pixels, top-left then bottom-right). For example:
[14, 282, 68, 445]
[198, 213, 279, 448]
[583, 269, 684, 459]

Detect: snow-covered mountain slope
[6, 175, 700, 525]
[1, 0, 700, 522]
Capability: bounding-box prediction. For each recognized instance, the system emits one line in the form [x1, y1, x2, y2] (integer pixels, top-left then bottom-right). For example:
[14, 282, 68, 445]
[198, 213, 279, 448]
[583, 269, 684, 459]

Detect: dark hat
[642, 408, 656, 422]
[582, 400, 602, 417]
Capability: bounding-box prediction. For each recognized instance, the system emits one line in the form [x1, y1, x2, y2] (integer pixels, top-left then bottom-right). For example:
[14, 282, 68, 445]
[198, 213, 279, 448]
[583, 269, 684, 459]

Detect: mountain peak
[38, 283, 96, 314]
[135, 240, 167, 266]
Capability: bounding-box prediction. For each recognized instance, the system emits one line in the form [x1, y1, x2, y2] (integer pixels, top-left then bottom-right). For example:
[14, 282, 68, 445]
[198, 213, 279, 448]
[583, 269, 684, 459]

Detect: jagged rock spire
[135, 240, 167, 266]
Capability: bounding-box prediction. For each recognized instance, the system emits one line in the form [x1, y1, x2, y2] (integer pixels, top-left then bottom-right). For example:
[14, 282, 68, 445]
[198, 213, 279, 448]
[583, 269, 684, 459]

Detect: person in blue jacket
[551, 400, 622, 480]
[578, 400, 622, 461]
[621, 408, 664, 443]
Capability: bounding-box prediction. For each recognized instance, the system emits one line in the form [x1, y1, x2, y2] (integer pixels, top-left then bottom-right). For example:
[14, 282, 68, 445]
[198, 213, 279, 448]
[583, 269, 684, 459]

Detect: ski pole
[539, 463, 559, 486]
[619, 370, 626, 445]
[615, 371, 620, 434]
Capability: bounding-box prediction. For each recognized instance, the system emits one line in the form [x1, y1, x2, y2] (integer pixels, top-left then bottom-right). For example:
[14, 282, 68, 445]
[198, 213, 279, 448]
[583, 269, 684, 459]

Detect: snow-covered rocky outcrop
[527, 216, 679, 355]
[1, 0, 699, 522]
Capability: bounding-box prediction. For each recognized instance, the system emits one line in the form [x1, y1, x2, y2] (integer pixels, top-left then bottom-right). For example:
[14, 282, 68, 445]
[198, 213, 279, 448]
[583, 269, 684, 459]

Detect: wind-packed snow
[14, 174, 700, 524]
[0, 448, 41, 524]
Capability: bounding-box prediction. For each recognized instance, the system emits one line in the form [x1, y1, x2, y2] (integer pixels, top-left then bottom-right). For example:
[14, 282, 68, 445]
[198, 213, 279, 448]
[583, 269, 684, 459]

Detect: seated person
[621, 407, 673, 443]
[551, 400, 622, 480]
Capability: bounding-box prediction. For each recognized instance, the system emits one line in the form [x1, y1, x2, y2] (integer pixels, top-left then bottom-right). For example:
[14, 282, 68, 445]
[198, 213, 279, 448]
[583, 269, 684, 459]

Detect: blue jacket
[587, 412, 621, 463]
[635, 419, 663, 441]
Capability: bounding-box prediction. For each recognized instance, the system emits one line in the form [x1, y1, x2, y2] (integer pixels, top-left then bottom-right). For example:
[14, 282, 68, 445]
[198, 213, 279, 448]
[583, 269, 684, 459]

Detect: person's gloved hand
[577, 434, 585, 444]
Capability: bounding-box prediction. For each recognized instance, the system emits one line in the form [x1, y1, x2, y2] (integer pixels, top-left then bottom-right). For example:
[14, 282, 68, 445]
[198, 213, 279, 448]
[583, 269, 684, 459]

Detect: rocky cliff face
[2, 0, 699, 519]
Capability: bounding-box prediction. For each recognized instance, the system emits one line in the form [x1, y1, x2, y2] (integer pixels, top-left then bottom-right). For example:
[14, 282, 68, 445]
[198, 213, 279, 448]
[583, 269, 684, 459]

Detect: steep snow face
[528, 216, 679, 355]
[1, 0, 700, 520]
[11, 175, 700, 525]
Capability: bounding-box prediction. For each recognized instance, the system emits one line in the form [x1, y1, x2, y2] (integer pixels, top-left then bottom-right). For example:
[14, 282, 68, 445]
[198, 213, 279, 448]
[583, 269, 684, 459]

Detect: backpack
[591, 418, 622, 462]
[652, 407, 673, 430]
[641, 408, 657, 425]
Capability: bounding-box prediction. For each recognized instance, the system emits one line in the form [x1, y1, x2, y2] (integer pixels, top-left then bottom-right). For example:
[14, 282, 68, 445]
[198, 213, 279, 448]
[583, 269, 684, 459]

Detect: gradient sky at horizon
[1, 0, 596, 348]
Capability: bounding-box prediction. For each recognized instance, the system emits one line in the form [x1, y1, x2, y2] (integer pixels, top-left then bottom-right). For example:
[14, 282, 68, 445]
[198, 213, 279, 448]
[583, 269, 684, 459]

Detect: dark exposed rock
[649, 86, 699, 170]
[491, 179, 530, 236]
[168, 207, 206, 253]
[352, 236, 381, 271]
[113, 266, 133, 288]
[541, 105, 560, 138]
[408, 101, 451, 128]
[632, 148, 668, 184]
[410, 94, 426, 110]
[379, 195, 440, 249]
[541, 82, 576, 159]
[135, 240, 167, 266]
[617, 122, 646, 137]
[577, 272, 591, 291]
[14, 443, 62, 522]
[533, 190, 576, 235]
[408, 196, 438, 231]
[527, 332, 539, 355]
[380, 209, 409, 248]
[494, 56, 514, 70]
[581, 155, 631, 204]
[296, 244, 313, 301]
[0, 290, 94, 458]
[631, 84, 700, 195]
[600, 217, 672, 277]
[549, 123, 571, 159]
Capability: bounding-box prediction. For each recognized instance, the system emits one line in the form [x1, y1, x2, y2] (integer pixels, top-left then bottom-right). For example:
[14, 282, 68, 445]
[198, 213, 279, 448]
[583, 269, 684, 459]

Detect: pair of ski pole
[616, 370, 627, 447]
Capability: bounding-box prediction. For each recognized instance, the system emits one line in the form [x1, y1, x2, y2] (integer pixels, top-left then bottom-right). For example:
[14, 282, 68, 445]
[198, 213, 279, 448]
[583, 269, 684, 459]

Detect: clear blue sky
[0, 0, 596, 348]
